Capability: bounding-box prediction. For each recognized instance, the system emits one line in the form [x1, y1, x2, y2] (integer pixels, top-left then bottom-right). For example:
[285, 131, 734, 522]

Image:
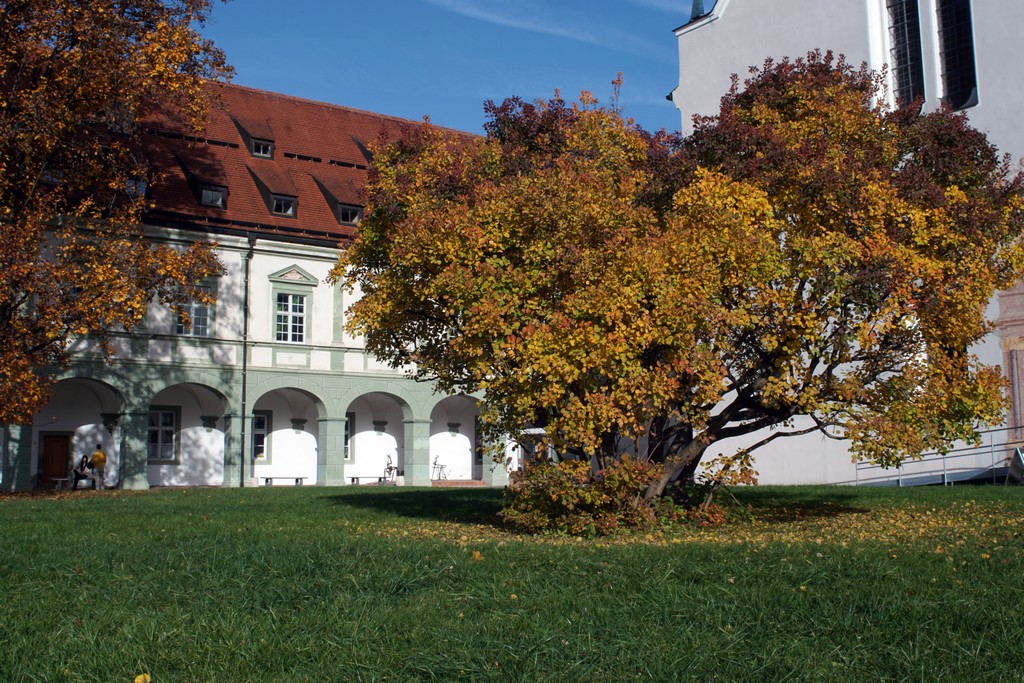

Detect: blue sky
[202, 0, 691, 135]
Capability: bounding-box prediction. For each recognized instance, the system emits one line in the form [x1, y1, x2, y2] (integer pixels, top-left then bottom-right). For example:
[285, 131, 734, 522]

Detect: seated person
[71, 455, 91, 490]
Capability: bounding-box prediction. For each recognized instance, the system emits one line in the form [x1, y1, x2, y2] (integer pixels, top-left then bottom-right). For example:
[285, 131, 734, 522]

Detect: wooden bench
[261, 476, 307, 486]
[349, 476, 387, 485]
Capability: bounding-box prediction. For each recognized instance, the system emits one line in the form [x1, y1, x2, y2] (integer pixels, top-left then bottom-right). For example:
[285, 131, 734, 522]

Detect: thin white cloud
[420, 0, 672, 61]
[422, 0, 599, 44]
[624, 0, 689, 13]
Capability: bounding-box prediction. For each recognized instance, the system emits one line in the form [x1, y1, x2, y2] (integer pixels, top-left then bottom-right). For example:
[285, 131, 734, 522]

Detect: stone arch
[248, 374, 330, 406]
[429, 395, 482, 481]
[336, 382, 423, 422]
[342, 390, 414, 485]
[250, 385, 327, 485]
[31, 377, 125, 489]
[146, 381, 232, 487]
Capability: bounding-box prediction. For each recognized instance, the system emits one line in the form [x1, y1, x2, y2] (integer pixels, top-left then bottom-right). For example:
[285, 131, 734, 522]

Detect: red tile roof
[140, 81, 467, 243]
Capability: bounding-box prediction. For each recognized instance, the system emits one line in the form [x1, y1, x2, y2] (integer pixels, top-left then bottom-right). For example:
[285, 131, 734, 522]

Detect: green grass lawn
[3, 485, 1024, 682]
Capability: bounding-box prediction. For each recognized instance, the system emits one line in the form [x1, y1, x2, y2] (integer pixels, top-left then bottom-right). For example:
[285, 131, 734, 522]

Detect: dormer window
[40, 168, 63, 185]
[251, 138, 274, 158]
[126, 178, 148, 198]
[337, 204, 362, 225]
[271, 194, 296, 217]
[200, 185, 227, 208]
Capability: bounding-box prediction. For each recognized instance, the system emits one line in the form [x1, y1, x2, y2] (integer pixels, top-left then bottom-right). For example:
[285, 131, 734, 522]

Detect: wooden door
[39, 434, 71, 489]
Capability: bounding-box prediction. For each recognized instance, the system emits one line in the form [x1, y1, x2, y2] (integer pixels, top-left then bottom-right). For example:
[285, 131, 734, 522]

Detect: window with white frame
[270, 266, 317, 345]
[275, 292, 306, 343]
[176, 284, 212, 337]
[200, 185, 227, 208]
[253, 411, 271, 462]
[148, 407, 178, 462]
[252, 138, 274, 158]
[337, 204, 362, 225]
[271, 194, 296, 217]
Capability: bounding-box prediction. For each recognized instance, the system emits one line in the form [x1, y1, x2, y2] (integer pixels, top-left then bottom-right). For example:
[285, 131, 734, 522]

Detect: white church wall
[672, 0, 1022, 484]
[673, 0, 878, 134]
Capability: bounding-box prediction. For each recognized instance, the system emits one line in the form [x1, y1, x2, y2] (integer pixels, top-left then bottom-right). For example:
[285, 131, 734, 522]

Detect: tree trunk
[646, 435, 710, 499]
[599, 430, 618, 469]
[647, 416, 667, 464]
[678, 451, 704, 485]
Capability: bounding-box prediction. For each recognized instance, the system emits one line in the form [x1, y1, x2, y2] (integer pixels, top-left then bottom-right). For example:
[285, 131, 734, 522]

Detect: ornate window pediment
[269, 265, 318, 286]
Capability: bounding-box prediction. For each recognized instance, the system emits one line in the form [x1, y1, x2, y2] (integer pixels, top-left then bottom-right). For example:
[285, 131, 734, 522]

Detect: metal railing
[854, 426, 1024, 487]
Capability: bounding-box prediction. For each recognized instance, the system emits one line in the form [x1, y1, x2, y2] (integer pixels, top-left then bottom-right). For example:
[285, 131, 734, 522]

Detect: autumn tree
[334, 52, 1024, 498]
[0, 0, 231, 423]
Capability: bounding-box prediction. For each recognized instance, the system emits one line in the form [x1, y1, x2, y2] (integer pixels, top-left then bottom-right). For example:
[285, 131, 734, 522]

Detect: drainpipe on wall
[239, 235, 256, 487]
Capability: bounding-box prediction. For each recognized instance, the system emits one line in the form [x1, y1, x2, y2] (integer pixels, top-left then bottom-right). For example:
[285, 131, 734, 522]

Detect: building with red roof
[7, 82, 500, 491]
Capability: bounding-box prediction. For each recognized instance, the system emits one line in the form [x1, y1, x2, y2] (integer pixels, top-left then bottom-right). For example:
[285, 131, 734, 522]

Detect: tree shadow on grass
[728, 487, 872, 523]
[320, 485, 873, 529]
[320, 487, 505, 525]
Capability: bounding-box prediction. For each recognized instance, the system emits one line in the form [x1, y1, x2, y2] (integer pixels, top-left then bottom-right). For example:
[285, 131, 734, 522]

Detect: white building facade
[671, 0, 1024, 484]
[0, 84, 506, 492]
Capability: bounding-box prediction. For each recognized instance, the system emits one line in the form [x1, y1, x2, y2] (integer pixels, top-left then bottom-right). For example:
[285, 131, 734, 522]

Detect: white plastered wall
[673, 0, 1022, 484]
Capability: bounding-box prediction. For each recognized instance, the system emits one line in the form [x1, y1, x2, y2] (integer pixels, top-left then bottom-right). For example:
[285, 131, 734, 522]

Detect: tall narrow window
[344, 412, 355, 461]
[148, 408, 177, 461]
[176, 284, 211, 337]
[276, 293, 306, 343]
[474, 416, 484, 466]
[270, 266, 317, 346]
[252, 411, 271, 461]
[936, 0, 977, 109]
[887, 0, 926, 105]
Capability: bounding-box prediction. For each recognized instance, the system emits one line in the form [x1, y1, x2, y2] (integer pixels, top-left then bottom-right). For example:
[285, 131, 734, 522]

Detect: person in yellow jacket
[90, 444, 107, 490]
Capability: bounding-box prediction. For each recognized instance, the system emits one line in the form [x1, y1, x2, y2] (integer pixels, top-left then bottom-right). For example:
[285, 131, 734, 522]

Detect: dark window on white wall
[936, 0, 978, 109]
[887, 0, 926, 105]
[344, 412, 355, 460]
[253, 411, 271, 461]
[474, 416, 483, 466]
[148, 408, 178, 461]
